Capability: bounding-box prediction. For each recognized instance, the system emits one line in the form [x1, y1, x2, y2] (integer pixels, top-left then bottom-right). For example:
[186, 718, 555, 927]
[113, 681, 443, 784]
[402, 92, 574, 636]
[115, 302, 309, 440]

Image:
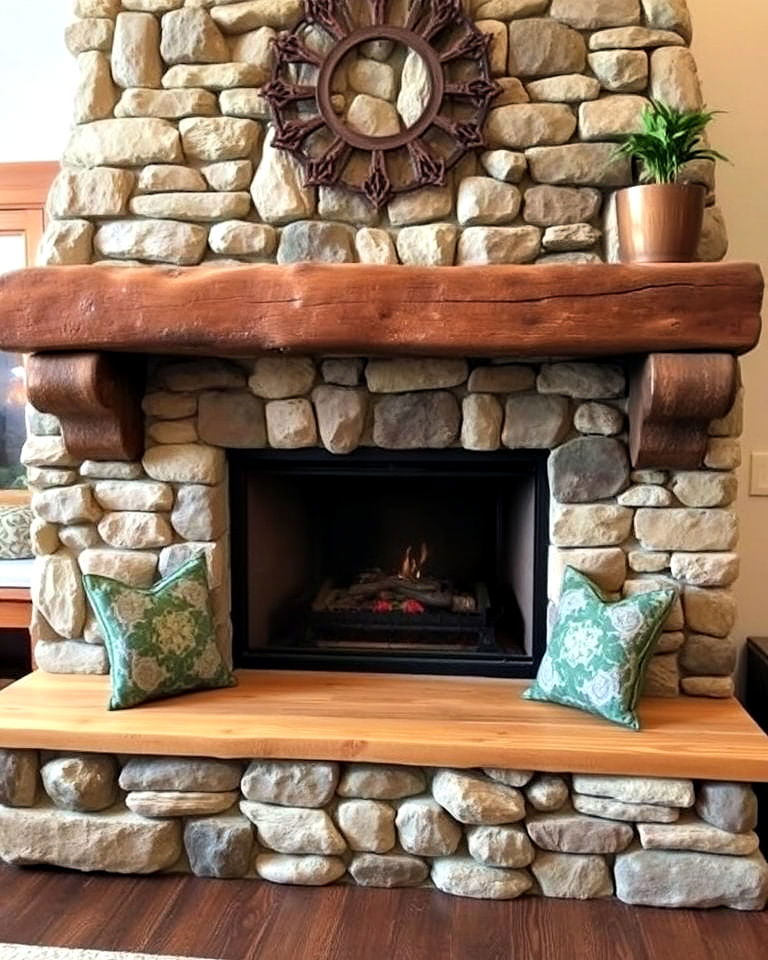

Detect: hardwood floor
[0, 866, 766, 960]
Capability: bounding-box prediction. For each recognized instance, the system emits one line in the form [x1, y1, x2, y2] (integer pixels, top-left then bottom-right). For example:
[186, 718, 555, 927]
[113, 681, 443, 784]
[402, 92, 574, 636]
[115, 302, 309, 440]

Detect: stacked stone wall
[0, 749, 765, 908]
[22, 355, 743, 697]
[41, 0, 727, 267]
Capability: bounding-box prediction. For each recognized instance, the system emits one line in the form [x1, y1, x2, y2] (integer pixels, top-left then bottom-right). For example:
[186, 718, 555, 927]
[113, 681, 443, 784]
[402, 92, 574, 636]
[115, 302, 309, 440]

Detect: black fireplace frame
[229, 448, 550, 678]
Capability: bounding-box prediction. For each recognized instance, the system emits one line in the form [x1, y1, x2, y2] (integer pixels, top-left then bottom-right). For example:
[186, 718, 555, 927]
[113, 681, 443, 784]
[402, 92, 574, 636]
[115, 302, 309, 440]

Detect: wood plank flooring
[0, 866, 766, 960]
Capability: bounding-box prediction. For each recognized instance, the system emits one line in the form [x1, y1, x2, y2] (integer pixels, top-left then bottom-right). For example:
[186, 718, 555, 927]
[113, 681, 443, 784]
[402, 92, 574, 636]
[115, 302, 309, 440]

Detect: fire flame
[398, 542, 428, 581]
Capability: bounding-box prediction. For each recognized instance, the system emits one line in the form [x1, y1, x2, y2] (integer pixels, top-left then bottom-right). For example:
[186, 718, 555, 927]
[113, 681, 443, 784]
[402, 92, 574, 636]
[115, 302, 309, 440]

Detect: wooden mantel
[0, 261, 762, 468]
[0, 261, 762, 357]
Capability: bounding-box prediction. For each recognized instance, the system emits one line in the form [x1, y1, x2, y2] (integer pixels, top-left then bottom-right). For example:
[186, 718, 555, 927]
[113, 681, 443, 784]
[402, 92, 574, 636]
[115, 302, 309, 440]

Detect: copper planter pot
[616, 183, 706, 263]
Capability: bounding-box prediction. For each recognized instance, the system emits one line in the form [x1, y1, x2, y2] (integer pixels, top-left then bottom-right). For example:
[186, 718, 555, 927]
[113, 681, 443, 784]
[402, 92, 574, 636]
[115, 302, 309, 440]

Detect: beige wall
[689, 1, 768, 651]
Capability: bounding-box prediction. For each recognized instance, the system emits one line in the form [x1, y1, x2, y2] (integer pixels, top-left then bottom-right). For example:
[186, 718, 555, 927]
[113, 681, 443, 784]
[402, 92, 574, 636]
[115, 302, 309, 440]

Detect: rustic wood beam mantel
[0, 262, 762, 466]
[0, 261, 762, 358]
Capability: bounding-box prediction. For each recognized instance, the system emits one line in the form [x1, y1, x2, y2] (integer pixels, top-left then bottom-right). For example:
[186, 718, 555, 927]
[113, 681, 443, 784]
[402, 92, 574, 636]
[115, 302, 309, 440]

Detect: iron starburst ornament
[263, 0, 500, 210]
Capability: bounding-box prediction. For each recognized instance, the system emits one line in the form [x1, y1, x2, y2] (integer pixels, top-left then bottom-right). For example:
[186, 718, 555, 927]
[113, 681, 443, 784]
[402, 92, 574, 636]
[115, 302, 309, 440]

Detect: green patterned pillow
[0, 506, 33, 560]
[83, 553, 235, 711]
[524, 567, 675, 730]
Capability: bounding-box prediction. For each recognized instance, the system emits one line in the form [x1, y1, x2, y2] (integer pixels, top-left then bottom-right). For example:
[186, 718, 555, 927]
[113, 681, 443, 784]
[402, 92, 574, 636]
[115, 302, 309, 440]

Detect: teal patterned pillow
[83, 553, 235, 711]
[0, 506, 33, 560]
[524, 567, 675, 730]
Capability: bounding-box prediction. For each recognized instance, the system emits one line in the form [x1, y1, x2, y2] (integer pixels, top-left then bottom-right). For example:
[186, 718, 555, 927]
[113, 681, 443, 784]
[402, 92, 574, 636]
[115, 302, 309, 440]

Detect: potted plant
[614, 100, 728, 263]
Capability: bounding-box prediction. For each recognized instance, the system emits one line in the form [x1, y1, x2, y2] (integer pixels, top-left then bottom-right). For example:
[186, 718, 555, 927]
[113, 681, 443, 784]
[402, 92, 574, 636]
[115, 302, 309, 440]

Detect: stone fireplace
[0, 0, 767, 912]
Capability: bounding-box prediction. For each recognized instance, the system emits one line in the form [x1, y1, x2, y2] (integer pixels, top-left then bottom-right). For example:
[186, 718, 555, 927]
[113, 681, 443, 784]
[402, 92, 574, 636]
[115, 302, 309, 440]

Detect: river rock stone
[616, 847, 768, 910]
[531, 852, 613, 899]
[572, 774, 694, 807]
[240, 802, 347, 855]
[635, 508, 738, 552]
[527, 811, 635, 853]
[184, 814, 254, 878]
[468, 366, 535, 393]
[65, 118, 181, 167]
[160, 7, 228, 65]
[550, 504, 633, 547]
[112, 12, 161, 88]
[92, 480, 173, 513]
[41, 755, 117, 812]
[482, 769, 533, 788]
[580, 94, 649, 140]
[198, 391, 267, 447]
[619, 485, 673, 507]
[159, 541, 225, 590]
[256, 853, 346, 885]
[27, 467, 77, 489]
[525, 775, 570, 812]
[373, 392, 460, 449]
[502, 395, 570, 449]
[35, 640, 109, 675]
[349, 853, 428, 888]
[396, 797, 462, 856]
[682, 587, 736, 637]
[572, 793, 679, 823]
[629, 551, 670, 573]
[650, 47, 702, 111]
[347, 94, 400, 137]
[480, 149, 527, 183]
[542, 223, 601, 251]
[277, 221, 356, 264]
[0, 803, 182, 874]
[461, 394, 503, 451]
[527, 143, 631, 186]
[127, 791, 239, 818]
[66, 14, 112, 48]
[48, 168, 134, 218]
[37, 220, 94, 266]
[32, 485, 101, 525]
[638, 815, 759, 856]
[705, 439, 741, 471]
[432, 857, 532, 900]
[643, 653, 680, 697]
[388, 188, 453, 227]
[171, 484, 227, 541]
[432, 770, 525, 825]
[0, 750, 39, 807]
[670, 471, 737, 508]
[163, 62, 267, 90]
[396, 223, 458, 266]
[550, 0, 640, 28]
[526, 74, 600, 102]
[507, 19, 586, 77]
[458, 226, 542, 264]
[130, 192, 251, 221]
[115, 88, 218, 119]
[208, 221, 276, 258]
[178, 117, 261, 162]
[485, 104, 576, 149]
[680, 634, 736, 677]
[338, 764, 426, 800]
[457, 177, 521, 225]
[588, 51, 648, 92]
[548, 437, 629, 503]
[249, 357, 316, 399]
[355, 227, 398, 264]
[230, 26, 276, 71]
[573, 401, 623, 436]
[31, 520, 59, 556]
[143, 444, 225, 484]
[120, 757, 243, 792]
[202, 161, 254, 193]
[160, 358, 246, 392]
[94, 219, 207, 265]
[312, 386, 367, 454]
[475, 0, 549, 15]
[467, 824, 534, 868]
[32, 551, 86, 639]
[98, 511, 173, 550]
[538, 362, 624, 399]
[523, 185, 602, 226]
[681, 676, 735, 698]
[336, 800, 395, 853]
[366, 359, 467, 393]
[241, 760, 338, 807]
[74, 50, 116, 124]
[265, 399, 318, 448]
[321, 359, 365, 387]
[78, 548, 157, 587]
[696, 782, 758, 834]
[252, 127, 315, 224]
[219, 88, 270, 119]
[548, 546, 627, 597]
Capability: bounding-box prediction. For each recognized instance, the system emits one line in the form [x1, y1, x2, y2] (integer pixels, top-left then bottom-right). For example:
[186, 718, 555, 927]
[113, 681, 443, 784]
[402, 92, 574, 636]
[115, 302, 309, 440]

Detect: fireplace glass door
[230, 449, 549, 677]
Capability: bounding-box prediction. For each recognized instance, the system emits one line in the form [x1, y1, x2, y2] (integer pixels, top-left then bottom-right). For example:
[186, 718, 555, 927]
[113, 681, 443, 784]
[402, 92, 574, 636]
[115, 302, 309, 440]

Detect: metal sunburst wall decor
[263, 0, 501, 210]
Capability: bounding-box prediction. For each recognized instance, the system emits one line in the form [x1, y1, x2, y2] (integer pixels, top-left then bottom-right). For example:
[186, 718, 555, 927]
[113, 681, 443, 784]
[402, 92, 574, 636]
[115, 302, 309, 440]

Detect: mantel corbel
[628, 353, 738, 470]
[25, 352, 145, 462]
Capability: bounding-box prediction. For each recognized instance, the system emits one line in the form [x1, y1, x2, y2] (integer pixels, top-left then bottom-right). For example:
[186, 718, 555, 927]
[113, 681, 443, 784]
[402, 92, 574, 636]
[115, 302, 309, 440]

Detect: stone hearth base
[0, 750, 764, 910]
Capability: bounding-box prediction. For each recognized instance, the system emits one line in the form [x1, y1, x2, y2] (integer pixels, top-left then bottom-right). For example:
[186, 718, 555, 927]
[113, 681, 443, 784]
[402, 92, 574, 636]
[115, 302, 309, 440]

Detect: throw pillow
[523, 566, 675, 730]
[0, 505, 33, 560]
[83, 553, 235, 710]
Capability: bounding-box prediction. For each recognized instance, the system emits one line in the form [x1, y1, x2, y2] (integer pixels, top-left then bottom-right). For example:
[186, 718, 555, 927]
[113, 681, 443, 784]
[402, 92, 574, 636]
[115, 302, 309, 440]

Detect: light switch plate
[750, 453, 768, 496]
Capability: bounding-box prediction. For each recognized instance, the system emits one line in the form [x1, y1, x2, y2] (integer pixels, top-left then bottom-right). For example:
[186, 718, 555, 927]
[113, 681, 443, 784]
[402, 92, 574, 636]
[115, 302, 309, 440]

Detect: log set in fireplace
[230, 450, 549, 677]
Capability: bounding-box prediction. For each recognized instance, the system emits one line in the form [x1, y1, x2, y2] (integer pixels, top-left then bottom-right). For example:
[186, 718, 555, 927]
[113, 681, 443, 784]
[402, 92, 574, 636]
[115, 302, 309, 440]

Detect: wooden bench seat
[1, 669, 767, 782]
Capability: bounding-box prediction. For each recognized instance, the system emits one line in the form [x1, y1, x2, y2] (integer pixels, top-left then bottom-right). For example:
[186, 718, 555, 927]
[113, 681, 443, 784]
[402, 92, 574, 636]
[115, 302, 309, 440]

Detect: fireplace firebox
[230, 449, 549, 677]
